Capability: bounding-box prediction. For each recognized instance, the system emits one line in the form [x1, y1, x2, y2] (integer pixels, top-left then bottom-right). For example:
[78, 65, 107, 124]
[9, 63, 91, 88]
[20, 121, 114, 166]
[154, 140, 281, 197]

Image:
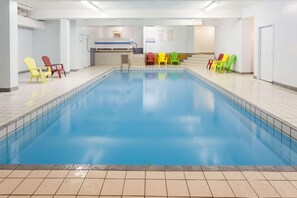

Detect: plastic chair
[146, 52, 154, 65]
[24, 57, 52, 84]
[217, 55, 237, 73]
[170, 52, 180, 65]
[42, 56, 66, 78]
[207, 53, 223, 70]
[213, 54, 229, 72]
[158, 52, 167, 66]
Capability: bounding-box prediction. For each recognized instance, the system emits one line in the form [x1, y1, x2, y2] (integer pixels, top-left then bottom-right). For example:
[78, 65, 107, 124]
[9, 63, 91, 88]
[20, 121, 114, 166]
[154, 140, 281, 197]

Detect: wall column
[60, 19, 71, 72]
[0, 0, 18, 92]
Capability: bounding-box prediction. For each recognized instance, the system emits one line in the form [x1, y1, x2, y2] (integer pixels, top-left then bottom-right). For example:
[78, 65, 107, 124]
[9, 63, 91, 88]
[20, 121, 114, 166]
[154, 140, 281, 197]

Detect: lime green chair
[170, 52, 180, 65]
[158, 52, 167, 66]
[217, 55, 237, 73]
[24, 57, 52, 84]
[213, 54, 229, 72]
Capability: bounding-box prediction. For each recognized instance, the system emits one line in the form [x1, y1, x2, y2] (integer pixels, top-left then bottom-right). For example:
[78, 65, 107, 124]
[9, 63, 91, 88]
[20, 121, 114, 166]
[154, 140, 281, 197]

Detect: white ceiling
[19, 0, 260, 10]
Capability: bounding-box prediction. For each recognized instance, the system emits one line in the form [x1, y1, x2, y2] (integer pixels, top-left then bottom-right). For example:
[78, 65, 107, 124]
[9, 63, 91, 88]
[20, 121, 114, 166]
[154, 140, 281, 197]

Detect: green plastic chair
[217, 55, 236, 73]
[170, 52, 180, 65]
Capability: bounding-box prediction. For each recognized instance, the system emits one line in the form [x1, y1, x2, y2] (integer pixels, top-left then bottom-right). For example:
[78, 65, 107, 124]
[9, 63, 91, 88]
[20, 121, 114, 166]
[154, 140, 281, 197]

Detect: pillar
[0, 0, 18, 92]
[60, 19, 71, 72]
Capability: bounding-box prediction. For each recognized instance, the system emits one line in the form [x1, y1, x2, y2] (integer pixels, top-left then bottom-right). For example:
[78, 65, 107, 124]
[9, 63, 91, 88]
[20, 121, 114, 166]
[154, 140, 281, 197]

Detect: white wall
[92, 26, 144, 48]
[143, 26, 193, 53]
[243, 1, 297, 88]
[194, 26, 215, 53]
[214, 19, 242, 72]
[18, 27, 33, 72]
[33, 20, 60, 66]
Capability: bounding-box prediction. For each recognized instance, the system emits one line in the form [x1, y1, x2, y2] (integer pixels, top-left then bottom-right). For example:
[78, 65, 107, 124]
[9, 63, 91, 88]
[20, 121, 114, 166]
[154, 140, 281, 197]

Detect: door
[259, 25, 274, 82]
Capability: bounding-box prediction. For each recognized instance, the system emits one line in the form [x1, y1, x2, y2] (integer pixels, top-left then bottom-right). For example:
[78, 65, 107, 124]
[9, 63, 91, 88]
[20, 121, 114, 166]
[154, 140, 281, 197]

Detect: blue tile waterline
[1, 70, 297, 165]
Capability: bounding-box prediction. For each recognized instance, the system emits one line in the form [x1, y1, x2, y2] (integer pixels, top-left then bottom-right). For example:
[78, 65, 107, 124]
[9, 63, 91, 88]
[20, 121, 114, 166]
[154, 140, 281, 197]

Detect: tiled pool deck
[0, 65, 297, 197]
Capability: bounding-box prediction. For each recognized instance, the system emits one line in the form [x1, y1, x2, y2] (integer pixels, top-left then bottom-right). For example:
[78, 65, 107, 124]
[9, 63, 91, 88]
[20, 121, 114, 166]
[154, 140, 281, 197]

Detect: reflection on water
[0, 71, 297, 165]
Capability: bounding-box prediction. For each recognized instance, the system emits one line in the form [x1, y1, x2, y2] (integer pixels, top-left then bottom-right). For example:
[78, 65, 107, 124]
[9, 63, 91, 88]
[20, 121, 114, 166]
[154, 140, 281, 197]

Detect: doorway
[259, 25, 274, 82]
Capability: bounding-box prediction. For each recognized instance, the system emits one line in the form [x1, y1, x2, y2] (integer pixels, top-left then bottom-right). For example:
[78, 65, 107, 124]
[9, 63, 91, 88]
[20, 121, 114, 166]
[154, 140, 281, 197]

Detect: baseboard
[70, 69, 79, 72]
[0, 86, 18, 92]
[18, 70, 29, 74]
[273, 81, 297, 92]
[232, 70, 254, 75]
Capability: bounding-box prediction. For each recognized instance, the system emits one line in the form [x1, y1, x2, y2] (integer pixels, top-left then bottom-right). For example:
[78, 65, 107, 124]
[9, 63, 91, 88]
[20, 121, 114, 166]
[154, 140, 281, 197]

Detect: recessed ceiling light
[204, 1, 220, 12]
[81, 0, 100, 12]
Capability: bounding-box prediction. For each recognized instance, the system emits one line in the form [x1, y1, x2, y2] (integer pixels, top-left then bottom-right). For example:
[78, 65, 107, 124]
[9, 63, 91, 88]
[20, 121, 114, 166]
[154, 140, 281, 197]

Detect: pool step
[182, 54, 214, 67]
[130, 54, 145, 66]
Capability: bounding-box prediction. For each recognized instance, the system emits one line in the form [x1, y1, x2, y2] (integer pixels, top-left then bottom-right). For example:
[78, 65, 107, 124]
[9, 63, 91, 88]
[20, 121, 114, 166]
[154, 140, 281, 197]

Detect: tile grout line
[75, 170, 89, 197]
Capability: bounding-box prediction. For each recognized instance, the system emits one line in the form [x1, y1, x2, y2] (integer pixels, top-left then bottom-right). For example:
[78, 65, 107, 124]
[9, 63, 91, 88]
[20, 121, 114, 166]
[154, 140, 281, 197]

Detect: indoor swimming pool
[0, 70, 296, 165]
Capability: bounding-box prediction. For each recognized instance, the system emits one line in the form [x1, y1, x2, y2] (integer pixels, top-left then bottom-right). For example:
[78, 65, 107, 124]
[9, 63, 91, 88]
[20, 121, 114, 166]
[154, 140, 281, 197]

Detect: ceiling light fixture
[81, 0, 100, 12]
[204, 1, 220, 12]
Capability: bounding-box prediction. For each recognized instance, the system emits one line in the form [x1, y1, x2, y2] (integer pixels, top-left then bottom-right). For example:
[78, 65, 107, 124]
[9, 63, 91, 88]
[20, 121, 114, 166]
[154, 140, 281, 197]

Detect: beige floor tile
[146, 171, 165, 179]
[54, 196, 76, 198]
[166, 180, 189, 197]
[8, 196, 30, 198]
[86, 171, 107, 179]
[125, 171, 145, 179]
[66, 170, 88, 178]
[28, 170, 51, 178]
[78, 179, 104, 196]
[249, 181, 280, 197]
[0, 196, 8, 198]
[105, 171, 126, 179]
[31, 196, 53, 198]
[100, 179, 124, 196]
[122, 196, 144, 198]
[145, 180, 167, 196]
[7, 170, 31, 178]
[56, 179, 84, 195]
[184, 171, 204, 180]
[76, 196, 98, 198]
[281, 172, 297, 181]
[165, 171, 185, 180]
[204, 171, 225, 180]
[242, 171, 266, 181]
[223, 171, 245, 180]
[47, 170, 69, 178]
[34, 178, 64, 195]
[270, 181, 297, 197]
[12, 178, 43, 195]
[0, 170, 13, 178]
[99, 196, 121, 198]
[229, 180, 257, 197]
[291, 181, 297, 189]
[208, 180, 235, 197]
[123, 179, 145, 196]
[187, 180, 212, 197]
[262, 172, 286, 181]
[0, 178, 23, 194]
[0, 179, 3, 183]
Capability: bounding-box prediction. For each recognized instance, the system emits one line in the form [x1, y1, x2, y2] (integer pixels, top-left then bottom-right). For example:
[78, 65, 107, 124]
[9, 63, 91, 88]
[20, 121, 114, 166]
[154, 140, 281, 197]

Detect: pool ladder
[121, 54, 130, 71]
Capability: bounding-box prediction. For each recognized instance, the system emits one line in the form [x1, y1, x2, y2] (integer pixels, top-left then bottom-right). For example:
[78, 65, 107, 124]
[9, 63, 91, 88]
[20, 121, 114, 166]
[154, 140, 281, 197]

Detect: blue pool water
[1, 70, 297, 165]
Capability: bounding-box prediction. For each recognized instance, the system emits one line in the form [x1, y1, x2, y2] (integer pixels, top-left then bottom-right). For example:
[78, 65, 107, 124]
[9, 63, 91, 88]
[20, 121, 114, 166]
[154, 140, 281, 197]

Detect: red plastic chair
[42, 56, 66, 78]
[146, 52, 155, 65]
[206, 53, 224, 70]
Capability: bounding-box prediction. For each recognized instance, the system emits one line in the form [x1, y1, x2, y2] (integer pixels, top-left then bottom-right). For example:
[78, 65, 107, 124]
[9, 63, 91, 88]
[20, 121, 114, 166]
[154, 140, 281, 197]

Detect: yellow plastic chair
[158, 52, 168, 66]
[24, 57, 52, 84]
[212, 54, 229, 72]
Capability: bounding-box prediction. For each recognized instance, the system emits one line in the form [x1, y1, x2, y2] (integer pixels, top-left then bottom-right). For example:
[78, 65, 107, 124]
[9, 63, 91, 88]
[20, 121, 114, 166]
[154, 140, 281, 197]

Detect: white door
[259, 26, 274, 82]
